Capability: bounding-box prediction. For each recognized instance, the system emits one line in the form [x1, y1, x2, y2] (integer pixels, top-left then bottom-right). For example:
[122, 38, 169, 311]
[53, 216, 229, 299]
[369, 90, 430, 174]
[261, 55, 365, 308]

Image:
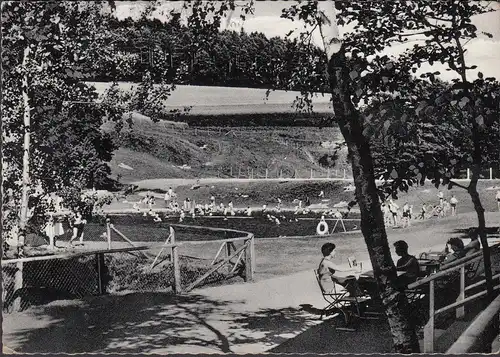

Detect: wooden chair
[313, 270, 371, 331]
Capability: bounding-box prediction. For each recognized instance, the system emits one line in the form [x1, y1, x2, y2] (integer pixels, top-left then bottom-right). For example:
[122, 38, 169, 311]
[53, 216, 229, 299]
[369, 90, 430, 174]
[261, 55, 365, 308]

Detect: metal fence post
[244, 238, 254, 282]
[13, 262, 23, 311]
[226, 242, 232, 273]
[265, 169, 268, 179]
[310, 168, 313, 179]
[171, 229, 181, 294]
[96, 253, 105, 295]
[424, 280, 435, 352]
[106, 218, 111, 250]
[456, 266, 465, 318]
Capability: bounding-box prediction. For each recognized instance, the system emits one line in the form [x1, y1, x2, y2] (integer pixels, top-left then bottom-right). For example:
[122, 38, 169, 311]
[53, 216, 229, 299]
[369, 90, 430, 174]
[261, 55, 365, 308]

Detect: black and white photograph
[2, 0, 500, 354]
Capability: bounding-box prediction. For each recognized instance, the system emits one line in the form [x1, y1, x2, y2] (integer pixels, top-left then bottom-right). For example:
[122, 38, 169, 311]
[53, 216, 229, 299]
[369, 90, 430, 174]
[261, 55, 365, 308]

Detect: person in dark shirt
[442, 237, 466, 265]
[394, 240, 420, 288]
[463, 228, 481, 256]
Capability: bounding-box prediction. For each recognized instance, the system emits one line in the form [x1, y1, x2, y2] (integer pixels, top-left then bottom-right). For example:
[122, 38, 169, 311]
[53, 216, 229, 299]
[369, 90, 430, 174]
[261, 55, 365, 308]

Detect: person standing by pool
[450, 195, 458, 216]
[419, 203, 427, 220]
[438, 191, 444, 207]
[389, 199, 399, 227]
[402, 202, 411, 228]
[69, 210, 87, 245]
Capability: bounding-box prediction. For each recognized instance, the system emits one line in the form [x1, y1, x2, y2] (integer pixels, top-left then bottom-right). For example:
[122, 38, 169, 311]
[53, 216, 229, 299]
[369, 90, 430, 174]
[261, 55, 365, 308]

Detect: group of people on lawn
[318, 230, 481, 298]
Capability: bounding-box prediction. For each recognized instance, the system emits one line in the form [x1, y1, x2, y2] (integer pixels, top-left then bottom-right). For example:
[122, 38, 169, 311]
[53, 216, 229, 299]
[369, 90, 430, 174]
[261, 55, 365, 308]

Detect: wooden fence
[407, 244, 500, 352]
[2, 222, 255, 312]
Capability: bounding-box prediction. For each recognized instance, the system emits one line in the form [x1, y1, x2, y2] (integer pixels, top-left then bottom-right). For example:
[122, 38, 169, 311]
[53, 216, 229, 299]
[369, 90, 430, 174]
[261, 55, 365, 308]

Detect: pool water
[27, 212, 361, 245]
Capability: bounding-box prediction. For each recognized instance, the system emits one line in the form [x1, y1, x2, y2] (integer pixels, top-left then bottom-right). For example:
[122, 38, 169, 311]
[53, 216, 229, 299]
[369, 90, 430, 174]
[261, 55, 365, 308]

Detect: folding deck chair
[313, 269, 372, 331]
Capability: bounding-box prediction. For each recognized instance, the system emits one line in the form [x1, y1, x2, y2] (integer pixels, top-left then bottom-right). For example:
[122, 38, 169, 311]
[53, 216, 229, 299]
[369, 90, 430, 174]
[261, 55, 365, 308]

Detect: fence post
[467, 168, 470, 180]
[106, 218, 111, 250]
[171, 228, 181, 294]
[244, 237, 254, 282]
[96, 253, 105, 295]
[456, 266, 465, 318]
[251, 169, 254, 179]
[343, 169, 347, 179]
[424, 280, 435, 352]
[226, 242, 232, 273]
[230, 166, 233, 177]
[13, 262, 23, 311]
[310, 168, 313, 179]
[251, 235, 255, 274]
[265, 169, 268, 179]
[238, 166, 241, 178]
[490, 167, 493, 180]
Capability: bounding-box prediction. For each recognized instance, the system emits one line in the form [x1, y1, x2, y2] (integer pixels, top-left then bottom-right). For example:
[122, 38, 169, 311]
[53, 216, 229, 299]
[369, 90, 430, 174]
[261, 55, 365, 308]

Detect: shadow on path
[269, 316, 393, 353]
[3, 292, 319, 354]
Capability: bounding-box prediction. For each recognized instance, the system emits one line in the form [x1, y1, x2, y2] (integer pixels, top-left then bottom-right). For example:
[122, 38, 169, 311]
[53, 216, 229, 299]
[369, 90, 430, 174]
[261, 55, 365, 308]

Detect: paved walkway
[2, 262, 390, 354]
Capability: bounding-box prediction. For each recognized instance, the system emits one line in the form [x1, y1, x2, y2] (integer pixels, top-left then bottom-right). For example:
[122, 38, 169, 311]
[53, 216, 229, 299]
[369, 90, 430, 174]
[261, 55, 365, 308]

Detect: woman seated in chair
[318, 243, 363, 297]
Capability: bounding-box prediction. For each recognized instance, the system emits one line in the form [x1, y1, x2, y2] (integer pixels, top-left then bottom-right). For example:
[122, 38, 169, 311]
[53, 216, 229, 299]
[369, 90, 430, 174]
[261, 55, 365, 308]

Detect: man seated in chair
[463, 228, 481, 256]
[318, 243, 363, 297]
[393, 240, 420, 288]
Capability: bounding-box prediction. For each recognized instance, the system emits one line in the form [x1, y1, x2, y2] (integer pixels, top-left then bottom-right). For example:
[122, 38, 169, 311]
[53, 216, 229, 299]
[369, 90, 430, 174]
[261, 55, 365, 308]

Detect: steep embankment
[104, 116, 349, 183]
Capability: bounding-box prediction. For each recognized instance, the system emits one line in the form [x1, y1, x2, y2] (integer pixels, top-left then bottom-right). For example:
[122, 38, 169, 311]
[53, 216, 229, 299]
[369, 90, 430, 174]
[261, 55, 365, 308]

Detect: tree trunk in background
[327, 45, 420, 353]
[468, 177, 494, 301]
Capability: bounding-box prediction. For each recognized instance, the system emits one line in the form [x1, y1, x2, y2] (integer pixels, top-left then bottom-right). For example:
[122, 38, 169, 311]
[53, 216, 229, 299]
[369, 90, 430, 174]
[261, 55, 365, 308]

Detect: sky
[113, 1, 500, 82]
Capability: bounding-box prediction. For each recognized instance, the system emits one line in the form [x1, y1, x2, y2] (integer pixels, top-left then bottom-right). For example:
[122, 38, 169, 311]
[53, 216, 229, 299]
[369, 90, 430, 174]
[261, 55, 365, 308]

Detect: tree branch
[449, 179, 469, 190]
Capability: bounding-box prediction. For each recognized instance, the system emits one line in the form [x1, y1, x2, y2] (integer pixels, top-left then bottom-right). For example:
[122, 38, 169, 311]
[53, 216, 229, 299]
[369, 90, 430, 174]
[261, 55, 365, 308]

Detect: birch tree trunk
[14, 46, 31, 311]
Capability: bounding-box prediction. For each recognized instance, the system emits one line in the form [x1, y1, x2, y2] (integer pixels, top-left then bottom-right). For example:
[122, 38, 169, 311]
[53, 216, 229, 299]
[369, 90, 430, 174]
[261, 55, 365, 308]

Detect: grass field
[89, 82, 332, 111]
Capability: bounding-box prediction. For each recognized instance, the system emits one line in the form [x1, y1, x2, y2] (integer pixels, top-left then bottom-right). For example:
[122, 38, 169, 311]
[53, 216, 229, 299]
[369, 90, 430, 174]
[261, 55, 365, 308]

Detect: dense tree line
[94, 16, 329, 92]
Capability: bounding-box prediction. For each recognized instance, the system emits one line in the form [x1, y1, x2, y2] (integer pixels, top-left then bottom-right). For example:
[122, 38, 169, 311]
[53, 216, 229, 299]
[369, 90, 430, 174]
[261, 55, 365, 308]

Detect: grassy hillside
[106, 117, 349, 182]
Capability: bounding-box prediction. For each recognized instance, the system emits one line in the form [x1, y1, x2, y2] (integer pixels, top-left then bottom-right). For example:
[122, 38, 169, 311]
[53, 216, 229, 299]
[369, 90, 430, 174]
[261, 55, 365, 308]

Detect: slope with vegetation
[104, 115, 349, 183]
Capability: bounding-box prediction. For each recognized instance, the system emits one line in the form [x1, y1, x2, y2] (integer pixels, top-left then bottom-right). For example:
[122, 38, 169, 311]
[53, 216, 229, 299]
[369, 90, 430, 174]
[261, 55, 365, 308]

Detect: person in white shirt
[402, 202, 411, 228]
[450, 195, 459, 216]
[389, 199, 399, 227]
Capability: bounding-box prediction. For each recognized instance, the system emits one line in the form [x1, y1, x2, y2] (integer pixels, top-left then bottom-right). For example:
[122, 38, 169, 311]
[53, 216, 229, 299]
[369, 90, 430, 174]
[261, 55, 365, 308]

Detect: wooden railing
[2, 222, 255, 311]
[407, 244, 500, 353]
[169, 224, 255, 292]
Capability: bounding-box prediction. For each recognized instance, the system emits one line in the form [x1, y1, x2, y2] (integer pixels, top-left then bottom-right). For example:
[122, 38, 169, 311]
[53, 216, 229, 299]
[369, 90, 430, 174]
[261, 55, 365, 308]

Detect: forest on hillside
[94, 15, 329, 92]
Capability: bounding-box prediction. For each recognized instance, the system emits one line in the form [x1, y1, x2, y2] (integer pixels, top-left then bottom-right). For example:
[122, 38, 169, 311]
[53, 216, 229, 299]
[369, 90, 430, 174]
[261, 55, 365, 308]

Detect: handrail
[1, 245, 156, 265]
[408, 243, 500, 290]
[413, 242, 500, 352]
[447, 293, 500, 353]
[170, 223, 253, 239]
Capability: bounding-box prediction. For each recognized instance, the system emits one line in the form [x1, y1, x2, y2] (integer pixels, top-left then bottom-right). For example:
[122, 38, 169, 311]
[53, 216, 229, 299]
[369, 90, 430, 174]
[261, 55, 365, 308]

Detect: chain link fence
[2, 218, 254, 314]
